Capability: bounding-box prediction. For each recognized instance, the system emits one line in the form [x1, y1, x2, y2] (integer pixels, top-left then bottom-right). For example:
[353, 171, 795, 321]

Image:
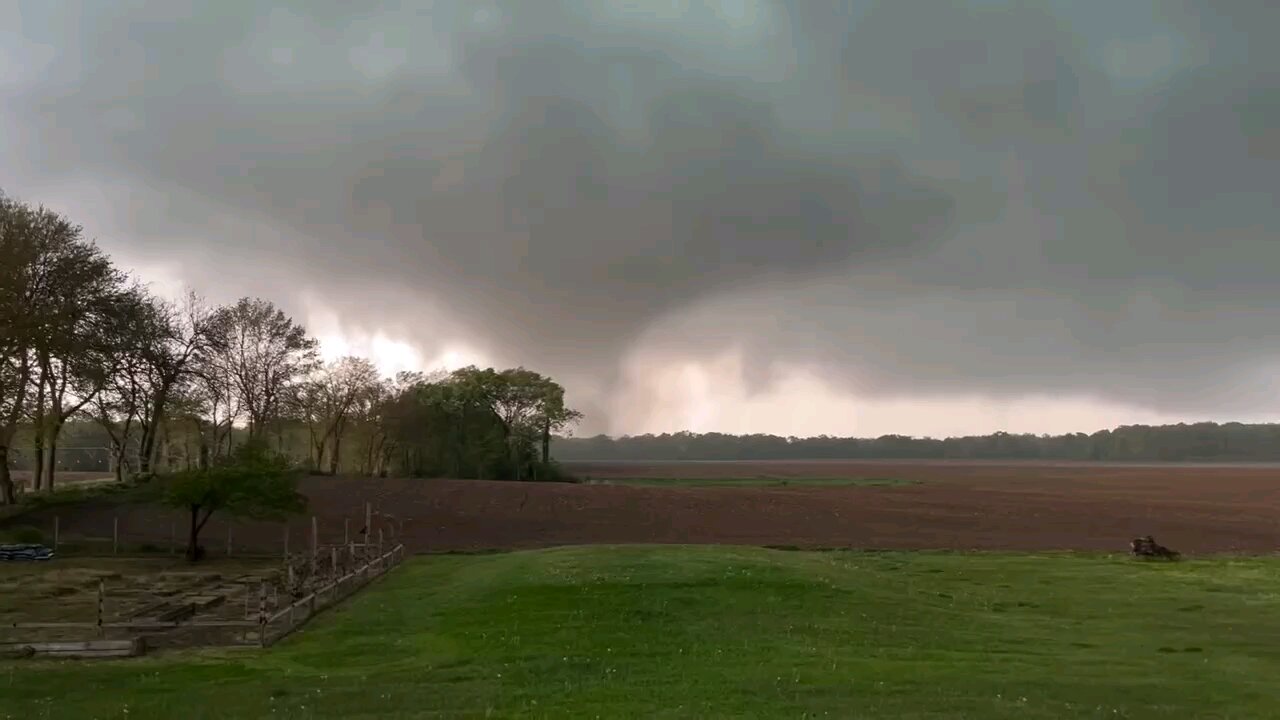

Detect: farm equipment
[1130, 535, 1180, 560]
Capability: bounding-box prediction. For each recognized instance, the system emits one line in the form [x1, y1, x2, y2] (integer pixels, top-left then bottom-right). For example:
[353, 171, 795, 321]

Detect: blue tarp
[0, 543, 54, 561]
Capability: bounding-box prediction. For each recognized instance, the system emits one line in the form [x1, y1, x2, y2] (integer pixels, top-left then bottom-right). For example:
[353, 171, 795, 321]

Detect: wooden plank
[1, 641, 128, 651]
[10, 620, 258, 630]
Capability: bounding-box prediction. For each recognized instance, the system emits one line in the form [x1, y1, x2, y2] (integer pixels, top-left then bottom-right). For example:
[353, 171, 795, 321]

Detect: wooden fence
[259, 543, 406, 646]
[4, 543, 408, 653]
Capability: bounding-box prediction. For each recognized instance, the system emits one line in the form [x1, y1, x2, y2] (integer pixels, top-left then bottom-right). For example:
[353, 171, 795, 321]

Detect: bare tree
[93, 360, 145, 483]
[293, 356, 381, 474]
[204, 298, 318, 442]
[134, 291, 218, 474]
[186, 342, 243, 466]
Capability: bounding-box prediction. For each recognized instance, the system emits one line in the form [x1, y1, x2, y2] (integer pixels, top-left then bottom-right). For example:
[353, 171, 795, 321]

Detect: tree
[449, 366, 581, 480]
[203, 298, 318, 440]
[1, 194, 53, 503]
[161, 438, 306, 561]
[0, 193, 135, 500]
[92, 332, 149, 483]
[135, 291, 219, 474]
[293, 356, 381, 474]
[34, 285, 147, 491]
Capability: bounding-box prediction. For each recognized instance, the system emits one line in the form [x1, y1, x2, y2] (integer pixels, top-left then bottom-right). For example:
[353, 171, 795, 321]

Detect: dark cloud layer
[2, 0, 1278, 429]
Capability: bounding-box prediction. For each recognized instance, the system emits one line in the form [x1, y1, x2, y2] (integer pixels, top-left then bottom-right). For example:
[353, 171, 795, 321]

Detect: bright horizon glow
[314, 323, 489, 380]
[606, 347, 1193, 439]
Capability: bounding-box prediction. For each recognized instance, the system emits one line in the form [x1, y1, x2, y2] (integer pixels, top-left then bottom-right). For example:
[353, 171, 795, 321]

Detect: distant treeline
[551, 423, 1280, 462]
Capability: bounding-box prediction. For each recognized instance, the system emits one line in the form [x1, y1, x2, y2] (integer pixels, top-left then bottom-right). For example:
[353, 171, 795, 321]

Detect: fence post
[311, 516, 318, 576]
[344, 518, 349, 545]
[365, 502, 372, 540]
[113, 517, 119, 555]
[169, 519, 176, 556]
[97, 579, 105, 637]
[378, 528, 384, 557]
[283, 524, 290, 559]
[227, 525, 233, 557]
[53, 516, 59, 552]
[258, 582, 267, 648]
[331, 546, 338, 577]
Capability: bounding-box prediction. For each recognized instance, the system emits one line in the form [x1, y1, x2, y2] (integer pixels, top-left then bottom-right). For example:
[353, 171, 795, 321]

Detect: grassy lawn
[593, 476, 914, 487]
[3, 547, 1280, 718]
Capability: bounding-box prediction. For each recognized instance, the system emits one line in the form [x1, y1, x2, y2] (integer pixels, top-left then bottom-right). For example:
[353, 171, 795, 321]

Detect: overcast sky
[3, 1, 1278, 437]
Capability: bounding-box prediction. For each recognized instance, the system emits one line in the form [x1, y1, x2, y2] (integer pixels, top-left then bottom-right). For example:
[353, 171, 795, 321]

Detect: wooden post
[53, 516, 60, 551]
[97, 580, 105, 637]
[310, 516, 318, 575]
[226, 525, 233, 557]
[169, 520, 176, 556]
[365, 502, 372, 544]
[283, 525, 290, 559]
[112, 517, 119, 555]
[378, 528, 384, 557]
[258, 582, 267, 648]
[344, 518, 349, 545]
[331, 546, 337, 577]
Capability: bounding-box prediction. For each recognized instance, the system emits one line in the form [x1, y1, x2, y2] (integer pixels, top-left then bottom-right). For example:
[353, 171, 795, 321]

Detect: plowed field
[7, 461, 1279, 554]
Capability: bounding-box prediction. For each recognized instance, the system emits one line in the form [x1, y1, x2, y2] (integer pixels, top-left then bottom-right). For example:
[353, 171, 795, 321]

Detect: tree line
[0, 191, 581, 503]
[551, 423, 1280, 463]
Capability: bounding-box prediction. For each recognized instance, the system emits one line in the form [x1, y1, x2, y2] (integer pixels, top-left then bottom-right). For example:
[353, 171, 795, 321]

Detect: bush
[530, 460, 577, 483]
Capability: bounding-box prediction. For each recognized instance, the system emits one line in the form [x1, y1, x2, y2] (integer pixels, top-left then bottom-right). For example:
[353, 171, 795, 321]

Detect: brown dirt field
[4, 460, 1280, 555]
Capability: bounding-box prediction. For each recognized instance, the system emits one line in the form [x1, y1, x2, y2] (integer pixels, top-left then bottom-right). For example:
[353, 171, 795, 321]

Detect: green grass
[3, 547, 1280, 718]
[594, 476, 914, 487]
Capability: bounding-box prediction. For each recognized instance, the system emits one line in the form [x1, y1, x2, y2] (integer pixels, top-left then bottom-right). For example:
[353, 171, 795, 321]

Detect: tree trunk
[312, 436, 327, 474]
[187, 505, 201, 561]
[329, 434, 342, 475]
[0, 447, 15, 505]
[30, 361, 48, 492]
[542, 419, 551, 464]
[139, 384, 170, 474]
[44, 423, 61, 492]
[186, 505, 215, 562]
[31, 429, 45, 493]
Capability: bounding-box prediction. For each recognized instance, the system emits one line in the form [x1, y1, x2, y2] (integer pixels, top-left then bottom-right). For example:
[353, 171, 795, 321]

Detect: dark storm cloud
[2, 0, 1279, 424]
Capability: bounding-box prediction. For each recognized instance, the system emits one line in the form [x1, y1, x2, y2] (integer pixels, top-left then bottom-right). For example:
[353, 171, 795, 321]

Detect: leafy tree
[161, 438, 306, 561]
[0, 192, 138, 500]
[389, 367, 581, 480]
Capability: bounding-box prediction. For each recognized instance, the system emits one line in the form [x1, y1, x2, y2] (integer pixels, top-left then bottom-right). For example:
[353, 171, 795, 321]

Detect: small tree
[162, 439, 306, 561]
